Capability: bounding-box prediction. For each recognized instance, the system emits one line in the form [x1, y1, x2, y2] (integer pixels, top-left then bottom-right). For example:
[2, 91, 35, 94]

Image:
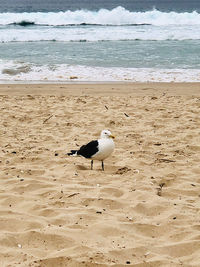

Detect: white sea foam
[0, 60, 200, 82]
[0, 24, 199, 42]
[0, 7, 200, 26]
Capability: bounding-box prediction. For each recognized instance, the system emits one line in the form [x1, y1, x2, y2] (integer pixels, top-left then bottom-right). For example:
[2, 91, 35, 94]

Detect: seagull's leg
[91, 160, 93, 170]
[101, 161, 104, 171]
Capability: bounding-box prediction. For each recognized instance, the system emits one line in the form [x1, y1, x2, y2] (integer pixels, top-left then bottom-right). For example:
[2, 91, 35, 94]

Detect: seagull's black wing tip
[67, 150, 77, 156]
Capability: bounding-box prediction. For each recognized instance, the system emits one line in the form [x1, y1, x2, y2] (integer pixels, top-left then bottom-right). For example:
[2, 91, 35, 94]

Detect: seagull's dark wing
[77, 140, 99, 158]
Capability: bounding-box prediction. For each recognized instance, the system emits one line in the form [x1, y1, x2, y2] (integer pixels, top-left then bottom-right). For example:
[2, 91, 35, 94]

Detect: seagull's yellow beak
[110, 135, 115, 139]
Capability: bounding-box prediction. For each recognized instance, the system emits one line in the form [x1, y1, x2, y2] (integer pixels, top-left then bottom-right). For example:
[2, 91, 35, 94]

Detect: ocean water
[0, 0, 200, 82]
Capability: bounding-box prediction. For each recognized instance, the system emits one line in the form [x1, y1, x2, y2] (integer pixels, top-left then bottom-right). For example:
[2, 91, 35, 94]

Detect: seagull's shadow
[76, 164, 103, 171]
[76, 164, 119, 172]
[76, 165, 89, 170]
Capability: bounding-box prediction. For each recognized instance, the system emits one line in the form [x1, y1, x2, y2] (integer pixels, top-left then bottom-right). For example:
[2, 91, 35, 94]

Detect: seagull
[67, 129, 115, 170]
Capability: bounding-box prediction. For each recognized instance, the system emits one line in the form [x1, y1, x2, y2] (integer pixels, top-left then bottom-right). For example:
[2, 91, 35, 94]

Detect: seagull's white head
[100, 129, 115, 139]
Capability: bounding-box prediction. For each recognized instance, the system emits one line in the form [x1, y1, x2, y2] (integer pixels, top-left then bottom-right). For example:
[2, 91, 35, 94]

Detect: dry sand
[0, 83, 200, 267]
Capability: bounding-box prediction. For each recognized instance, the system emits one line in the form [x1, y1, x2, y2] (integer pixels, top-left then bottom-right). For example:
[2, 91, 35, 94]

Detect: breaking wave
[0, 6, 200, 26]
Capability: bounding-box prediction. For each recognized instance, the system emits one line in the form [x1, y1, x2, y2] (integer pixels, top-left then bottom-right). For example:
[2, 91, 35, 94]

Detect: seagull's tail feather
[67, 150, 78, 156]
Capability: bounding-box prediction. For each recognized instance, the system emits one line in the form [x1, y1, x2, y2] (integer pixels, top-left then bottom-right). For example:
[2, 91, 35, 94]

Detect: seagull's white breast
[92, 138, 115, 161]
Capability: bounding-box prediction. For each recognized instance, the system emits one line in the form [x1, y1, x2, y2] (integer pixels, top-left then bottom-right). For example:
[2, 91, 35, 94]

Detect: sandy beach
[0, 82, 200, 267]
